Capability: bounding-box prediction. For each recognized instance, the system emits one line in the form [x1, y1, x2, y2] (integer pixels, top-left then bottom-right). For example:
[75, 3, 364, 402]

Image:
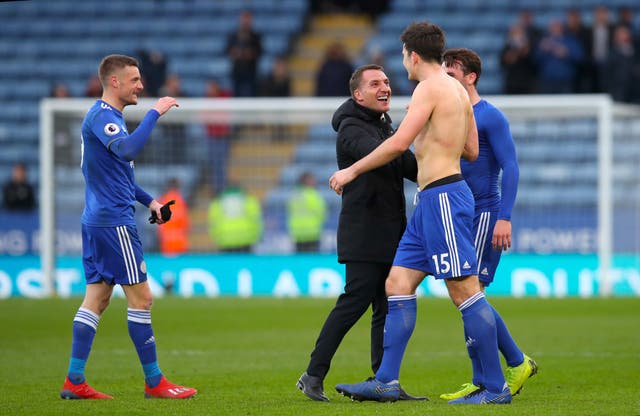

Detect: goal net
[40, 95, 640, 296]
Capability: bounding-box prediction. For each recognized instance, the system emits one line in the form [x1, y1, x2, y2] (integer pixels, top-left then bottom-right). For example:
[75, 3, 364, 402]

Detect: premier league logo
[104, 123, 120, 136]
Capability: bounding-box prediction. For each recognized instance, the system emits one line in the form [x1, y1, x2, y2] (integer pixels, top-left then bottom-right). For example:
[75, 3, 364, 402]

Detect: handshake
[149, 200, 175, 224]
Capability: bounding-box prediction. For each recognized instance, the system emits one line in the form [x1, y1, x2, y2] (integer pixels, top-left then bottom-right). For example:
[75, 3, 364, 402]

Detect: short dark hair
[443, 48, 483, 85]
[400, 22, 446, 64]
[98, 54, 139, 87]
[349, 64, 384, 96]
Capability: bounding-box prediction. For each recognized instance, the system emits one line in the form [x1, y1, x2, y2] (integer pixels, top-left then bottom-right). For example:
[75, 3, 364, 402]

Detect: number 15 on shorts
[432, 253, 451, 275]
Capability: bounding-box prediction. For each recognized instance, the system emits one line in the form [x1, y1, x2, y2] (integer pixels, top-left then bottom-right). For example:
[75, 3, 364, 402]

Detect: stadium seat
[279, 163, 336, 187]
[4, 0, 640, 238]
[294, 142, 335, 164]
[307, 124, 336, 142]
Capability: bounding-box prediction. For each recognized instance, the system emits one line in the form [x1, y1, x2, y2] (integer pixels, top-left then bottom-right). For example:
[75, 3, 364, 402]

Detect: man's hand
[329, 168, 357, 195]
[148, 200, 176, 224]
[152, 96, 179, 116]
[492, 219, 512, 251]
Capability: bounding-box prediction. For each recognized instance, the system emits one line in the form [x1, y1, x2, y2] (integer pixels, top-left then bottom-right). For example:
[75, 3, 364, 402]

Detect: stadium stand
[0, 0, 309, 217]
[1, 0, 640, 253]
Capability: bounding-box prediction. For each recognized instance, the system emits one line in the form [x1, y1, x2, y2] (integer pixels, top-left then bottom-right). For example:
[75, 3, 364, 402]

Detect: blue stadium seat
[389, 0, 420, 13]
[276, 0, 309, 14]
[255, 15, 304, 34]
[134, 165, 199, 201]
[55, 166, 85, 188]
[477, 76, 503, 95]
[263, 35, 290, 57]
[307, 123, 336, 142]
[263, 187, 293, 210]
[294, 142, 335, 164]
[279, 163, 336, 186]
[55, 186, 85, 212]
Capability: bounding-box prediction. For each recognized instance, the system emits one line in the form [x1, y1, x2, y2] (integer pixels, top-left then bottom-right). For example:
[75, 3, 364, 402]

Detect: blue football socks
[375, 295, 417, 383]
[466, 303, 524, 385]
[67, 307, 100, 384]
[465, 324, 484, 387]
[127, 308, 162, 388]
[492, 305, 524, 367]
[458, 292, 505, 393]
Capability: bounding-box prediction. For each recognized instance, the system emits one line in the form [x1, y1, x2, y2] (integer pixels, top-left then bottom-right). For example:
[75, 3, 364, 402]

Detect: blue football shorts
[393, 177, 477, 279]
[473, 209, 503, 287]
[82, 224, 148, 286]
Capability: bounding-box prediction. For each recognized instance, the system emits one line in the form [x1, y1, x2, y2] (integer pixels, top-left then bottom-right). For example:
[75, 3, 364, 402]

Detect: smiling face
[353, 69, 391, 112]
[114, 65, 144, 107]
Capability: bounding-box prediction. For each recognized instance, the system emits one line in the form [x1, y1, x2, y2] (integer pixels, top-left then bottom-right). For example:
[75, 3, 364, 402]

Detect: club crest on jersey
[104, 123, 120, 136]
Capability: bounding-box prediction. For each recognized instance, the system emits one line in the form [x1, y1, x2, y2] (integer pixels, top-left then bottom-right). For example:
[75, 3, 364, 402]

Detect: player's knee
[85, 293, 111, 315]
[97, 296, 111, 313]
[129, 294, 153, 310]
[385, 275, 412, 296]
[139, 296, 153, 310]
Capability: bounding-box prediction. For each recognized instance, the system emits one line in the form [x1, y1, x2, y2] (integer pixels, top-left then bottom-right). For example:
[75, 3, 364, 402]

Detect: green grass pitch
[0, 296, 638, 415]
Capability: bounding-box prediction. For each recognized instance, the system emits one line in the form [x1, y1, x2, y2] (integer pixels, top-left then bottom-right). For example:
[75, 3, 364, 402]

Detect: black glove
[149, 200, 176, 224]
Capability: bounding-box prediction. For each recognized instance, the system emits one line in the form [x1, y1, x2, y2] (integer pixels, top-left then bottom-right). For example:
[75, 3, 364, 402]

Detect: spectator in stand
[315, 42, 354, 97]
[354, 0, 389, 19]
[2, 162, 36, 211]
[137, 49, 167, 98]
[605, 25, 637, 103]
[517, 9, 543, 48]
[259, 56, 292, 97]
[588, 5, 615, 93]
[259, 56, 292, 140]
[51, 82, 71, 98]
[310, 0, 388, 17]
[158, 73, 184, 98]
[500, 23, 537, 94]
[616, 7, 640, 81]
[204, 79, 233, 195]
[84, 75, 102, 97]
[158, 74, 187, 163]
[564, 8, 591, 93]
[534, 19, 585, 94]
[617, 7, 635, 32]
[208, 183, 263, 253]
[156, 177, 190, 256]
[287, 172, 327, 253]
[226, 9, 262, 97]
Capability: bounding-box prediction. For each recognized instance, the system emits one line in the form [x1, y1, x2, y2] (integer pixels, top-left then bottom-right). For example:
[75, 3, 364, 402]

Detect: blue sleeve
[108, 110, 160, 161]
[135, 184, 153, 207]
[487, 110, 519, 220]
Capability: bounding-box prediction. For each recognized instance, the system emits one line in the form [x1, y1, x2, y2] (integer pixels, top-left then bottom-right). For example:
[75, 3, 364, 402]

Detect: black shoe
[398, 386, 429, 401]
[297, 372, 329, 402]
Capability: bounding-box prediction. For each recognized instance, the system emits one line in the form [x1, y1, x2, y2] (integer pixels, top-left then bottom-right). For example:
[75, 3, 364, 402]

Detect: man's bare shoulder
[414, 73, 465, 98]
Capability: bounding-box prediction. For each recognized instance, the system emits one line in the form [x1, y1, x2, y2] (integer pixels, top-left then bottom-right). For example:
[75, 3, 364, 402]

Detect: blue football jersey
[80, 100, 137, 226]
[461, 99, 519, 220]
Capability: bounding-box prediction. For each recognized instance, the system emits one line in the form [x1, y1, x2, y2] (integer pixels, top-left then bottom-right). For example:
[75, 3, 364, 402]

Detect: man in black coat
[297, 64, 424, 401]
[226, 10, 262, 97]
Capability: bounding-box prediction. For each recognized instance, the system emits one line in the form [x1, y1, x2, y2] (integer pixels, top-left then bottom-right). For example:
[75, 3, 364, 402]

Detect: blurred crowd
[501, 6, 640, 102]
[48, 5, 640, 103]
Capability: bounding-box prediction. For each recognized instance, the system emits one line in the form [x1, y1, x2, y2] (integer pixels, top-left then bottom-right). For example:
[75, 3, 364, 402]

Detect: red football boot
[144, 376, 197, 399]
[60, 377, 113, 400]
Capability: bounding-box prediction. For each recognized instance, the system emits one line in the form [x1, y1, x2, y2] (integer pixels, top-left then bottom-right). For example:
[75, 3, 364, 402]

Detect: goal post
[39, 94, 639, 297]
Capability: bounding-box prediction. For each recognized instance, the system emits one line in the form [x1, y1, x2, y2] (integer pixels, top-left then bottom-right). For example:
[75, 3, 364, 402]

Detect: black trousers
[306, 261, 390, 379]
